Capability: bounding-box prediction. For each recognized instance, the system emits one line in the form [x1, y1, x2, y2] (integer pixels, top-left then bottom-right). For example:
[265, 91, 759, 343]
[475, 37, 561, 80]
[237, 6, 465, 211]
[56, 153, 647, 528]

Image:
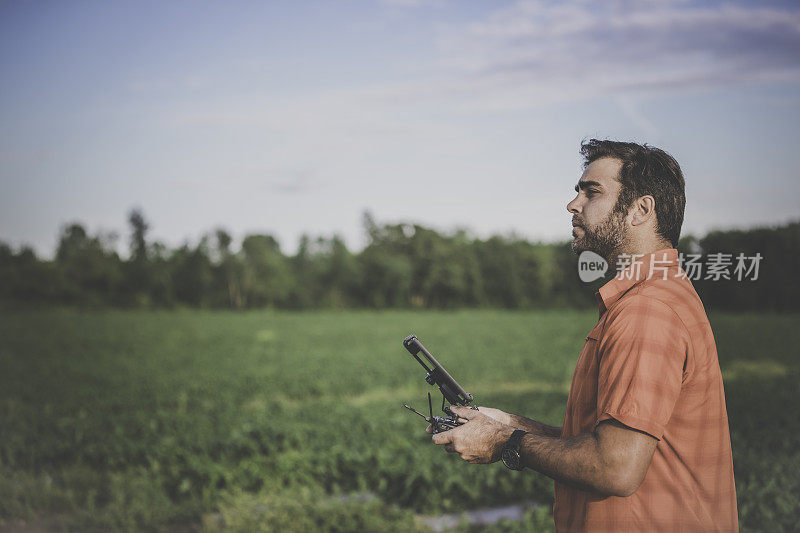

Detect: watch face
[502, 448, 520, 470]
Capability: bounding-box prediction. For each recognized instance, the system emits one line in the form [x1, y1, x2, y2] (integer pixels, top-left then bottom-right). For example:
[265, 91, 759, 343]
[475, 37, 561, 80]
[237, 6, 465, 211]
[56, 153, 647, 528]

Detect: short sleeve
[595, 294, 688, 440]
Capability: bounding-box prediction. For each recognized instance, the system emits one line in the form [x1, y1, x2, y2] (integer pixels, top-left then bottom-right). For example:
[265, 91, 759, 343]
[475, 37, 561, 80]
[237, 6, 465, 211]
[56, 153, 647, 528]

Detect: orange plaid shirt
[554, 248, 738, 532]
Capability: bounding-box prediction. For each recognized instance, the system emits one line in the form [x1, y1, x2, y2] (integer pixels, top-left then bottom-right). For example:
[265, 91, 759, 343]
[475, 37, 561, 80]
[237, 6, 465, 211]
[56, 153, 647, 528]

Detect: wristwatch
[501, 429, 527, 471]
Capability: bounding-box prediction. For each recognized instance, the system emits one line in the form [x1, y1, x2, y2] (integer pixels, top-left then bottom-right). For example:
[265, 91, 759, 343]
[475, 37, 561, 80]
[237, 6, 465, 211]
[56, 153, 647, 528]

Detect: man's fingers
[444, 443, 456, 453]
[451, 405, 480, 420]
[431, 432, 451, 445]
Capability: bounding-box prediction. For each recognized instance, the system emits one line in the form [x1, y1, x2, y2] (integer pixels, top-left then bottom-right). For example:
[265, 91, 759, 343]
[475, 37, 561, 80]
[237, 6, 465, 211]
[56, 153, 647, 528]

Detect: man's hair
[580, 139, 686, 248]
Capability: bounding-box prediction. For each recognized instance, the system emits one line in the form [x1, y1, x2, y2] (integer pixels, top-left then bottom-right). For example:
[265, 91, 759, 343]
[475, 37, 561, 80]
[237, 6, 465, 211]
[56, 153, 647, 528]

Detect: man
[430, 140, 738, 532]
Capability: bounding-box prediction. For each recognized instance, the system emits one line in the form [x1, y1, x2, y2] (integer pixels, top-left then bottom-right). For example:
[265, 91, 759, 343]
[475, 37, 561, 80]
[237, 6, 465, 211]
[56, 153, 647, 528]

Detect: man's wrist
[501, 429, 528, 470]
[493, 424, 517, 462]
[508, 414, 561, 437]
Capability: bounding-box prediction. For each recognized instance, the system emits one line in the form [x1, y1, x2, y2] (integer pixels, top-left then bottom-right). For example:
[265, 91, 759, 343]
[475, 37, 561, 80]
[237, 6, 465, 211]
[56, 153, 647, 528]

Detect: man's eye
[586, 189, 599, 197]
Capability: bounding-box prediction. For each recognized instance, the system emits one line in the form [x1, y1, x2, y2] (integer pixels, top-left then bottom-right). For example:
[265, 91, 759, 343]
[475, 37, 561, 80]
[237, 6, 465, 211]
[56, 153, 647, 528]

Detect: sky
[2, 0, 799, 257]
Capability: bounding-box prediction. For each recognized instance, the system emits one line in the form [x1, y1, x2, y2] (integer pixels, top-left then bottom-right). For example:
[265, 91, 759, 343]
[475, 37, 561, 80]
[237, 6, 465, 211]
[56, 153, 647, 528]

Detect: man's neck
[608, 241, 673, 274]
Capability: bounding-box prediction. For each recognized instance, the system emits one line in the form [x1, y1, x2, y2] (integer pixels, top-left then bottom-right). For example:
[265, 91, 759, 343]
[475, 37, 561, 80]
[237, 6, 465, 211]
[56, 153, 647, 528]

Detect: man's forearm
[507, 413, 562, 438]
[517, 431, 627, 497]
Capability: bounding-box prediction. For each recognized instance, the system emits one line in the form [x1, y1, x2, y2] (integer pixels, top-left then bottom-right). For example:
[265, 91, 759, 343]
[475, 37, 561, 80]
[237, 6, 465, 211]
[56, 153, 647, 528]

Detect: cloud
[431, 0, 800, 107]
[269, 169, 318, 194]
[136, 1, 800, 122]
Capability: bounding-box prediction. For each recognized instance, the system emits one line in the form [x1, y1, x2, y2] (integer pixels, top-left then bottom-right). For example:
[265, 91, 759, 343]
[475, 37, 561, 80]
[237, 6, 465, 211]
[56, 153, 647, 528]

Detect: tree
[170, 238, 214, 307]
[128, 209, 149, 263]
[55, 223, 123, 305]
[211, 228, 244, 308]
[124, 208, 153, 305]
[314, 236, 361, 307]
[240, 234, 293, 308]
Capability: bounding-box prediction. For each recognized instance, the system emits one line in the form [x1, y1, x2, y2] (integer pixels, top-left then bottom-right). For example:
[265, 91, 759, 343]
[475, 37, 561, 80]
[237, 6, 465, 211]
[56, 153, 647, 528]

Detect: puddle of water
[330, 491, 540, 531]
[422, 502, 538, 532]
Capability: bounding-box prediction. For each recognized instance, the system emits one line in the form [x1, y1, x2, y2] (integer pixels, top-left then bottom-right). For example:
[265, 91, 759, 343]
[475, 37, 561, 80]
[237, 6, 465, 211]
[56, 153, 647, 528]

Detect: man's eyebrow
[574, 180, 603, 193]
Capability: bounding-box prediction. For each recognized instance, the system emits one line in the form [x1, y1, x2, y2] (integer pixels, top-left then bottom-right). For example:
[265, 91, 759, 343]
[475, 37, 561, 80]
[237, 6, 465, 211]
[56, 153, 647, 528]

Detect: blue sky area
[2, 0, 799, 256]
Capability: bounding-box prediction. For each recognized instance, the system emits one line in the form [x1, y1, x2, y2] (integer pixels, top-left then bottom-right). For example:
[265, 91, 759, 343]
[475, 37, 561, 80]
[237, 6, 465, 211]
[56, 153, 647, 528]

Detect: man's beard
[571, 208, 628, 261]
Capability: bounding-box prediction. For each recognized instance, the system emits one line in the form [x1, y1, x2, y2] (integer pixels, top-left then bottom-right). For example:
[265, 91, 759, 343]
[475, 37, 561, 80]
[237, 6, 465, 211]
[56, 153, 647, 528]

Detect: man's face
[566, 157, 629, 258]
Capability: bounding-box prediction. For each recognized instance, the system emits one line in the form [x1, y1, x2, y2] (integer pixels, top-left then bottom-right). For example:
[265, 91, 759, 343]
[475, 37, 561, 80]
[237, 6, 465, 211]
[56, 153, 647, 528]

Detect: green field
[1, 310, 798, 531]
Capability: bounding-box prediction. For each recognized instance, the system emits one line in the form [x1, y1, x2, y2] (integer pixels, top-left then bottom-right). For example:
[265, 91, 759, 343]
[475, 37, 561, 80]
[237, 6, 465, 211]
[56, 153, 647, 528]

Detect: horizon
[6, 208, 798, 260]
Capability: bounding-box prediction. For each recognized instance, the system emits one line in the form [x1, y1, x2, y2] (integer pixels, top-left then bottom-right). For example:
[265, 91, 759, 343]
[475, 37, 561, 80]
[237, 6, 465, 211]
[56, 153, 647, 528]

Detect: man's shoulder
[605, 289, 685, 328]
[606, 276, 711, 338]
[638, 274, 709, 325]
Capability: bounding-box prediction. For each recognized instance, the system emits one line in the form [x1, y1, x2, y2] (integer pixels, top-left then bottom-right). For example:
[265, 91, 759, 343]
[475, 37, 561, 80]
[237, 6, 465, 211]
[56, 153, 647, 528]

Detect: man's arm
[434, 406, 657, 498]
[515, 418, 656, 497]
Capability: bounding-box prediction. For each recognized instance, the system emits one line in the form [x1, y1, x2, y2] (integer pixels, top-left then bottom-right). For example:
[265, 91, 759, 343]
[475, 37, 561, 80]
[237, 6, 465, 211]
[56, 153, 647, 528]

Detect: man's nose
[567, 195, 581, 214]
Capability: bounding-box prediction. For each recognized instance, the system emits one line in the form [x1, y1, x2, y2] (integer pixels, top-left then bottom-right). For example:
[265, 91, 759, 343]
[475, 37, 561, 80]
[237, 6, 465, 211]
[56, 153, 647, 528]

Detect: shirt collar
[596, 248, 679, 316]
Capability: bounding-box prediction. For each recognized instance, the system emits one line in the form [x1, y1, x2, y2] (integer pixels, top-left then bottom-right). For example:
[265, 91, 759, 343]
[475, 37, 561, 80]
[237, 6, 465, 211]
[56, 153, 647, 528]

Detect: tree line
[1, 210, 798, 310]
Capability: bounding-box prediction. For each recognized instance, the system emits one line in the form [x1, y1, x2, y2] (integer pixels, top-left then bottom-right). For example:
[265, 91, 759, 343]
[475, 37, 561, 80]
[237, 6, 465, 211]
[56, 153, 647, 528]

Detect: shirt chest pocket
[569, 324, 604, 406]
[586, 321, 603, 342]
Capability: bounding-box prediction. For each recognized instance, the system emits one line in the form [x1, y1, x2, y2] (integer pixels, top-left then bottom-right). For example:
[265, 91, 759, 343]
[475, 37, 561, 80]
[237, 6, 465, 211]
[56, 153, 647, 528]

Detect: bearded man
[429, 140, 739, 532]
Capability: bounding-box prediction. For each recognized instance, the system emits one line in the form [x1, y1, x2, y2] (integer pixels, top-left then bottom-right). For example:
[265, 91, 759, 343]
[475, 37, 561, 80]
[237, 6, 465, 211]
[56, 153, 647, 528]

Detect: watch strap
[506, 429, 526, 451]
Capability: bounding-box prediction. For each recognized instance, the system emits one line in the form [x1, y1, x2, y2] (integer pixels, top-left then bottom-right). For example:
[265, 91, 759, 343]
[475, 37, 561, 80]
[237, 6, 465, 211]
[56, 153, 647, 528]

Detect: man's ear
[629, 195, 656, 227]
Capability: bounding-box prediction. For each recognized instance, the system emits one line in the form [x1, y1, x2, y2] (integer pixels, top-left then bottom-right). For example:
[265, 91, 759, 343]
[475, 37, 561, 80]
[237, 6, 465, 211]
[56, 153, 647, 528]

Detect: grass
[0, 309, 797, 531]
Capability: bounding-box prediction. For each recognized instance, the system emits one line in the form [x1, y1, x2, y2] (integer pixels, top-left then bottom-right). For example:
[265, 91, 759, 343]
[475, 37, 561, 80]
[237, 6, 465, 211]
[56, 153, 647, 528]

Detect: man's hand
[429, 405, 515, 464]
